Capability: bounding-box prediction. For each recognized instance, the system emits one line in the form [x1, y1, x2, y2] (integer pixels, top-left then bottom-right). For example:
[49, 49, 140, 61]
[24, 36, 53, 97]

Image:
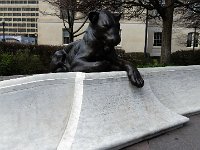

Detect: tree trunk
[69, 28, 74, 42]
[160, 1, 174, 64]
[67, 9, 75, 42]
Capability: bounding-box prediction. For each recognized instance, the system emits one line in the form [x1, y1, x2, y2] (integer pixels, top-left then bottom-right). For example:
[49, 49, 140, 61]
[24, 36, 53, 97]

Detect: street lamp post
[193, 25, 197, 53]
[34, 33, 38, 45]
[144, 9, 149, 58]
[2, 18, 5, 42]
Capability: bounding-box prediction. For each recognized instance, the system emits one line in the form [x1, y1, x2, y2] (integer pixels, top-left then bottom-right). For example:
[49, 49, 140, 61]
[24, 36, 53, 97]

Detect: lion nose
[112, 36, 121, 46]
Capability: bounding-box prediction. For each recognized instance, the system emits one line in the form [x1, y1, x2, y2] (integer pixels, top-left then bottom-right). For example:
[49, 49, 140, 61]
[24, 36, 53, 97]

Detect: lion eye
[103, 24, 110, 29]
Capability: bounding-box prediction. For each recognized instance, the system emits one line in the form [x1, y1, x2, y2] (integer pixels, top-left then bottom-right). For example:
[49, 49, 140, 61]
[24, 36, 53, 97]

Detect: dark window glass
[153, 32, 162, 46]
[187, 32, 199, 47]
[63, 29, 70, 44]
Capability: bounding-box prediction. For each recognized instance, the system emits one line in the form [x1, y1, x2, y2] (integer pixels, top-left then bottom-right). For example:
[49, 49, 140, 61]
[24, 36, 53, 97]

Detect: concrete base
[69, 72, 188, 150]
[141, 65, 200, 115]
[0, 70, 190, 150]
[0, 73, 78, 150]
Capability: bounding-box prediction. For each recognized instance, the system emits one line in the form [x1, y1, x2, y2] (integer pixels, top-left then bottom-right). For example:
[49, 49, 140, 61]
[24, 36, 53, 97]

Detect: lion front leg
[108, 61, 144, 88]
[124, 63, 144, 88]
[108, 54, 144, 88]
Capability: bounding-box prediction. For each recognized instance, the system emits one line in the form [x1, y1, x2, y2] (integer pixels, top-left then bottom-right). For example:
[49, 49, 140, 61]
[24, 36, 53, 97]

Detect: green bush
[0, 42, 64, 75]
[0, 50, 46, 76]
[0, 53, 15, 75]
[1, 42, 176, 75]
[14, 50, 45, 75]
[171, 50, 200, 65]
[123, 52, 149, 66]
[116, 48, 149, 66]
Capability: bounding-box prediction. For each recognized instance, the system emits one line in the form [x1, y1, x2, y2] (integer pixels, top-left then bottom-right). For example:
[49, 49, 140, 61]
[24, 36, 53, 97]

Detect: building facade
[38, 1, 200, 56]
[0, 0, 39, 37]
[0, 0, 199, 55]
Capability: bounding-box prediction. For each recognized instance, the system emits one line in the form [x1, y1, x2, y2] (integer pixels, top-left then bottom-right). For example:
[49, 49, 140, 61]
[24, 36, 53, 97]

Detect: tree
[176, 1, 200, 28]
[43, 0, 121, 43]
[174, 1, 200, 50]
[121, 0, 200, 64]
[44, 0, 95, 42]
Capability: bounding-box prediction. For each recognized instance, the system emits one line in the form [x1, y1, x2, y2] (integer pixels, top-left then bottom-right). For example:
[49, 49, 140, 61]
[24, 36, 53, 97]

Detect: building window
[63, 29, 70, 44]
[13, 13, 21, 16]
[13, 18, 21, 21]
[187, 32, 199, 47]
[153, 32, 162, 46]
[18, 28, 26, 32]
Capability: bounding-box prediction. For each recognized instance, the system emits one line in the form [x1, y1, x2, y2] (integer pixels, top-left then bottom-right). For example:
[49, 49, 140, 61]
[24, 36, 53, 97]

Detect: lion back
[50, 40, 81, 73]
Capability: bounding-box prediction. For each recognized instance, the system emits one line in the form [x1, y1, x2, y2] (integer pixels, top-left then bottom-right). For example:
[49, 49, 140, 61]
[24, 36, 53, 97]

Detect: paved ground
[1, 76, 200, 150]
[122, 114, 200, 150]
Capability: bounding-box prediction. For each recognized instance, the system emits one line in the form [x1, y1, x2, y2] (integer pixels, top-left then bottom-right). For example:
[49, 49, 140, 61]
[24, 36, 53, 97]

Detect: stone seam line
[57, 72, 85, 150]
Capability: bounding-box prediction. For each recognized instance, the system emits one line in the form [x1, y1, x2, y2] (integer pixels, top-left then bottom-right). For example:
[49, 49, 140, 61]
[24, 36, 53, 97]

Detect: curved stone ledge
[0, 73, 78, 150]
[1, 66, 199, 149]
[69, 72, 188, 150]
[141, 65, 200, 115]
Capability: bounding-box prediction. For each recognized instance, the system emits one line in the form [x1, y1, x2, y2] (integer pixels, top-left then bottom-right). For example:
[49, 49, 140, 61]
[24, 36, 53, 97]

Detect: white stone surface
[0, 67, 196, 150]
[140, 65, 200, 115]
[0, 73, 77, 150]
[69, 72, 188, 150]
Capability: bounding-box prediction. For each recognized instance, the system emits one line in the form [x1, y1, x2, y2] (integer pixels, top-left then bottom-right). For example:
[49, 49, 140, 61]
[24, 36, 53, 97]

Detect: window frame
[63, 28, 70, 45]
[187, 32, 199, 48]
[153, 32, 162, 47]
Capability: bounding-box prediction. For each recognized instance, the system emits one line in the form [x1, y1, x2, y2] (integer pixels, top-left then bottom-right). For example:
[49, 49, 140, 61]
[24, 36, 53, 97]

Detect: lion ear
[88, 11, 99, 24]
[114, 13, 122, 22]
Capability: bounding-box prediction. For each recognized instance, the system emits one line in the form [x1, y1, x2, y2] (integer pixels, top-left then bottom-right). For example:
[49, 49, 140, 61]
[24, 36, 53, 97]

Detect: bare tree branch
[73, 16, 88, 34]
[74, 31, 86, 37]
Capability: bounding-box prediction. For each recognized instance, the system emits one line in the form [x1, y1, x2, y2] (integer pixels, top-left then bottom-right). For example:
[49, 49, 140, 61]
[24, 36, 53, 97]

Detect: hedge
[5, 42, 200, 75]
[171, 50, 200, 65]
[0, 50, 44, 75]
[0, 42, 152, 75]
[0, 42, 63, 75]
[116, 48, 148, 65]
